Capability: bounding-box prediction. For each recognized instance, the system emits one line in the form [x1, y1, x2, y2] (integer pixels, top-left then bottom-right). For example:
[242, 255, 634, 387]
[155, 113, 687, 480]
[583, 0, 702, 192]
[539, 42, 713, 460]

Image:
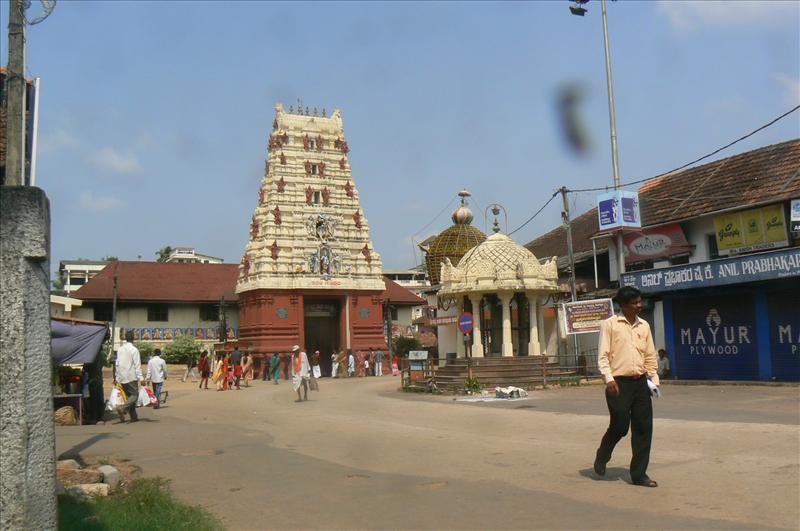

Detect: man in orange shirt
[594, 286, 660, 488]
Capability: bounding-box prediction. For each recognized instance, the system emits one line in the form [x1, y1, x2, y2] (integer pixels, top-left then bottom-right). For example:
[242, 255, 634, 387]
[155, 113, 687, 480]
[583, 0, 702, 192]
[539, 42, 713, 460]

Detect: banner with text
[714, 203, 789, 256]
[562, 299, 615, 334]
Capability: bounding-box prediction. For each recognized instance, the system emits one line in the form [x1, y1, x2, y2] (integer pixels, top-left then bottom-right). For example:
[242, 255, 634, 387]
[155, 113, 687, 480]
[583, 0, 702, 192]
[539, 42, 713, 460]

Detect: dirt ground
[56, 371, 800, 530]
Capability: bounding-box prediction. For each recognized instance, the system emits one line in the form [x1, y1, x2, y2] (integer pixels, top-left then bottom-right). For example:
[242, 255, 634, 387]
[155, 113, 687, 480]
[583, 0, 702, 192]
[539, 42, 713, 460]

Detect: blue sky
[6, 0, 799, 273]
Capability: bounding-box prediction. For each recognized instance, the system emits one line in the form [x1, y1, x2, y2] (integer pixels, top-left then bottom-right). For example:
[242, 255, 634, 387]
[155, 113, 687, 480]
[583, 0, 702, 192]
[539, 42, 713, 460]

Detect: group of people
[208, 347, 254, 391]
[330, 348, 400, 378]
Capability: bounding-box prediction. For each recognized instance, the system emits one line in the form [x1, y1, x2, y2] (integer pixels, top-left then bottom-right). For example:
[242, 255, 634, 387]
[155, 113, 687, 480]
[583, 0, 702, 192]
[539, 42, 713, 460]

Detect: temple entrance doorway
[304, 299, 341, 376]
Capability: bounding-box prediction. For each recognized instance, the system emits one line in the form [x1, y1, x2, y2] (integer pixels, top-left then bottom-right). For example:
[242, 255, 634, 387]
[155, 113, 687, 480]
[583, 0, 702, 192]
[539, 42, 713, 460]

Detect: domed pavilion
[438, 219, 559, 358]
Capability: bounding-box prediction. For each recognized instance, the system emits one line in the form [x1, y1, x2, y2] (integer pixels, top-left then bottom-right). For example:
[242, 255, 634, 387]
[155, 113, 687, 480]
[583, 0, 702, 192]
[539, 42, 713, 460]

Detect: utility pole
[561, 187, 580, 363]
[599, 0, 626, 278]
[5, 0, 27, 186]
[110, 274, 118, 354]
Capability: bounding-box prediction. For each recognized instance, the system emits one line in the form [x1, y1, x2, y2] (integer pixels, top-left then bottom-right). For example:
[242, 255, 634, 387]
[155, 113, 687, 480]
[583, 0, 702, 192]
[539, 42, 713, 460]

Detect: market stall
[51, 317, 109, 424]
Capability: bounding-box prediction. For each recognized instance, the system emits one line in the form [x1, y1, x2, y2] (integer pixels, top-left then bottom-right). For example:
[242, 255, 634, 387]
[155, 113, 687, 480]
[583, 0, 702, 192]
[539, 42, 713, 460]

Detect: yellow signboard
[714, 204, 788, 255]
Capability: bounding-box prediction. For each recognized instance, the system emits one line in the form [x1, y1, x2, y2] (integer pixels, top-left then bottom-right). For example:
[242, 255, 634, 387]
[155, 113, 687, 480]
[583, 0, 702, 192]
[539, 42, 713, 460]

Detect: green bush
[133, 342, 155, 360]
[58, 477, 223, 531]
[162, 335, 200, 364]
[393, 336, 422, 358]
[464, 376, 482, 392]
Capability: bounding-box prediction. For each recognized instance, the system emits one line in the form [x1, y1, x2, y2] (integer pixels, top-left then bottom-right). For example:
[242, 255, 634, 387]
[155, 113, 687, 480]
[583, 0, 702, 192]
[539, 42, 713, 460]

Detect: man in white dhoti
[331, 351, 340, 378]
[291, 345, 310, 402]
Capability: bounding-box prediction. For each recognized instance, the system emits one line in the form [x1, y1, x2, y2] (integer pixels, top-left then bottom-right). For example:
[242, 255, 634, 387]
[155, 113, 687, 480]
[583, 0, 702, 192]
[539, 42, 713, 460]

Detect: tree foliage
[155, 246, 173, 263]
[102, 256, 119, 262]
[162, 334, 201, 364]
[393, 336, 422, 358]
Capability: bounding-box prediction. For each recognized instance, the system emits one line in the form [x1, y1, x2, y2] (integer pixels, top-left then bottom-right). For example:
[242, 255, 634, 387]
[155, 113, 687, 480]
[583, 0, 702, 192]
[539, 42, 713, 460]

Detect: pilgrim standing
[242, 352, 254, 387]
[291, 345, 310, 402]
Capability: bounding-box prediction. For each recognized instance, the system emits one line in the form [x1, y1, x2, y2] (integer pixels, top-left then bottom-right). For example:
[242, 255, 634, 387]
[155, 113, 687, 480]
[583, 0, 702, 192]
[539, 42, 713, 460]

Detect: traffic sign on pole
[458, 312, 474, 334]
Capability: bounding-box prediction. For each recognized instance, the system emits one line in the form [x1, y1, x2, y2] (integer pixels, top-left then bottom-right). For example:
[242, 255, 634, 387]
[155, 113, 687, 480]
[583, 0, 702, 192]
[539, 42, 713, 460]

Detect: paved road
[56, 376, 799, 530]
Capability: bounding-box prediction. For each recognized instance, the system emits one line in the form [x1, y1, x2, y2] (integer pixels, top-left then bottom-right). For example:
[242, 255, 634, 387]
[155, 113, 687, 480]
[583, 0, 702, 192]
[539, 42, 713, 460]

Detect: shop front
[622, 247, 800, 381]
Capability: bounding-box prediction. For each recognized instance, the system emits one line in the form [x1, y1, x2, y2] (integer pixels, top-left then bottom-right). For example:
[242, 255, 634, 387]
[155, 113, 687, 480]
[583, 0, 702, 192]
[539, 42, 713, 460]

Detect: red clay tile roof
[638, 139, 800, 226]
[74, 261, 239, 303]
[74, 261, 424, 306]
[526, 138, 800, 260]
[525, 207, 609, 262]
[383, 277, 426, 305]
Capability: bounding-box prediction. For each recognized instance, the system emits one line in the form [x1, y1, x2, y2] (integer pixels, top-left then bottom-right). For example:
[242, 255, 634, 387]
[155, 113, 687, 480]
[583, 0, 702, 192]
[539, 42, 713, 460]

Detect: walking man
[347, 350, 355, 377]
[231, 346, 243, 390]
[146, 348, 168, 409]
[331, 351, 340, 378]
[594, 286, 660, 488]
[374, 347, 384, 376]
[291, 345, 310, 402]
[181, 352, 199, 382]
[115, 330, 144, 422]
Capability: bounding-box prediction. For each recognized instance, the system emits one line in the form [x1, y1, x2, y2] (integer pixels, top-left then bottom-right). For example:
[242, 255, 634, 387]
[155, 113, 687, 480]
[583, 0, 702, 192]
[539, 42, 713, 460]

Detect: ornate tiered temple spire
[236, 103, 384, 293]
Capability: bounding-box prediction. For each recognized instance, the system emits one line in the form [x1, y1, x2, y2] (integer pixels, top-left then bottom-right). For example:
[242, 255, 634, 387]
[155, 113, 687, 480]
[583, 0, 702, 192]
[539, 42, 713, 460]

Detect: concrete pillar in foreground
[1, 186, 56, 530]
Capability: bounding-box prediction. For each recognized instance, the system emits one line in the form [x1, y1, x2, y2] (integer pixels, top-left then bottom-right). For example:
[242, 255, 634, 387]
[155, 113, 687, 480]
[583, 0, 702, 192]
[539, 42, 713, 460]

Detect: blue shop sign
[621, 247, 800, 293]
[768, 291, 800, 381]
[672, 295, 759, 380]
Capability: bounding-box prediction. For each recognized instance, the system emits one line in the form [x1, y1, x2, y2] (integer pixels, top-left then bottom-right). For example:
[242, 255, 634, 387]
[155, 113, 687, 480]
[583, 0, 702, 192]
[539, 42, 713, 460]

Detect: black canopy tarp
[51, 318, 108, 365]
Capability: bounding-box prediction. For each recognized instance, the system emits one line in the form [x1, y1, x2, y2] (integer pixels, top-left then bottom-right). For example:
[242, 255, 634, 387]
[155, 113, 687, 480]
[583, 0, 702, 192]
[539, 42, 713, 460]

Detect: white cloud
[86, 147, 143, 175]
[38, 128, 79, 154]
[657, 1, 798, 32]
[772, 73, 800, 108]
[79, 192, 121, 212]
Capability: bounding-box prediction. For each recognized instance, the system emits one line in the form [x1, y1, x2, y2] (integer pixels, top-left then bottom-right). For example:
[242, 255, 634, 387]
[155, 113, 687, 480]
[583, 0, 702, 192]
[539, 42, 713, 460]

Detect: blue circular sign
[459, 312, 474, 334]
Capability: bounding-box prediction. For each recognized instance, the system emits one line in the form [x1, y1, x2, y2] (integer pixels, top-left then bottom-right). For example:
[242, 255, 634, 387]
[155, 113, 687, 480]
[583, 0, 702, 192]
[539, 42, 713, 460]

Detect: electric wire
[508, 190, 560, 236]
[566, 104, 800, 194]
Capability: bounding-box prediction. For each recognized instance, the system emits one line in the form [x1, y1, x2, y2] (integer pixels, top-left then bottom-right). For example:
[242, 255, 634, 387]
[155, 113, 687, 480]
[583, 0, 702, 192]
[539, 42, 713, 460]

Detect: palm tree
[155, 246, 173, 263]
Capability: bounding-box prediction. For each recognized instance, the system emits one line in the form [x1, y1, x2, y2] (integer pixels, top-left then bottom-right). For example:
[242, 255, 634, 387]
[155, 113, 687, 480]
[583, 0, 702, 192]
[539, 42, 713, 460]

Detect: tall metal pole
[5, 0, 27, 186]
[562, 187, 580, 362]
[600, 0, 626, 277]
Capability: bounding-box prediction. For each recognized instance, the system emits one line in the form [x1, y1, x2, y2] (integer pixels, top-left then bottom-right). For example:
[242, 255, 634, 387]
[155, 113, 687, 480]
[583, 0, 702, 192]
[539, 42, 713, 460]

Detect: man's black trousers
[595, 377, 653, 482]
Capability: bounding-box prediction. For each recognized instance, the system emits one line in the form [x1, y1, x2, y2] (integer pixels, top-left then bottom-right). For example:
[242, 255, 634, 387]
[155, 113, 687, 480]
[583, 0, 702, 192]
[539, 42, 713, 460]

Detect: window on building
[313, 191, 321, 205]
[147, 304, 169, 322]
[311, 163, 319, 175]
[309, 139, 317, 150]
[390, 307, 398, 321]
[706, 234, 720, 260]
[69, 276, 86, 286]
[627, 260, 654, 272]
[199, 304, 218, 322]
[93, 303, 113, 322]
[669, 255, 690, 266]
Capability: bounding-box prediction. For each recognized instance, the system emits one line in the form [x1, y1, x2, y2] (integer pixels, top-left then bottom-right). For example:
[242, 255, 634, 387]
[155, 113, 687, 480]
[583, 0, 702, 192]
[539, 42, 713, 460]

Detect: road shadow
[578, 466, 630, 483]
[58, 433, 119, 466]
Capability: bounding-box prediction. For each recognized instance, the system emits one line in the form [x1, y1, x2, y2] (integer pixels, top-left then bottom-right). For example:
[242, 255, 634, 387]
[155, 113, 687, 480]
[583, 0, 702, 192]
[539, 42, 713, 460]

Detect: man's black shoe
[632, 477, 658, 487]
[593, 459, 606, 476]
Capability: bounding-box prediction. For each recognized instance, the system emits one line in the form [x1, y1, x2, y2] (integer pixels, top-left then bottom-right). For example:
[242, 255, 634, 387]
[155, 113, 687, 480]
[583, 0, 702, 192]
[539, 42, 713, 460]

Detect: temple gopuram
[236, 103, 387, 373]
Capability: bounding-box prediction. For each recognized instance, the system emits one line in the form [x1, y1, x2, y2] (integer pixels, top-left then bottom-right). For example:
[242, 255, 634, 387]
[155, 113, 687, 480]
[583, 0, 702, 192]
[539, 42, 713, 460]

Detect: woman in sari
[242, 353, 253, 387]
[198, 351, 211, 389]
[212, 353, 224, 391]
[270, 353, 281, 384]
[391, 354, 400, 376]
[222, 353, 230, 390]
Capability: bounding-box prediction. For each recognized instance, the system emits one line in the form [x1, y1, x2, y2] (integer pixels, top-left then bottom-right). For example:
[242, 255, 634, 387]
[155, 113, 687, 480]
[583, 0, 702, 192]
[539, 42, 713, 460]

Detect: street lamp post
[572, 0, 626, 277]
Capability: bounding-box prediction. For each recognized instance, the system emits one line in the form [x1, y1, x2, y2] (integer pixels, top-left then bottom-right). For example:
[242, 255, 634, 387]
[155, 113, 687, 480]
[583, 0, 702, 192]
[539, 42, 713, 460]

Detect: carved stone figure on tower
[305, 186, 314, 205]
[345, 181, 354, 198]
[322, 187, 330, 206]
[272, 206, 282, 225]
[319, 162, 326, 177]
[303, 134, 310, 150]
[316, 135, 324, 151]
[362, 244, 372, 263]
[353, 210, 362, 229]
[339, 158, 346, 170]
[304, 161, 312, 175]
[276, 177, 286, 192]
[270, 241, 279, 260]
[280, 152, 286, 165]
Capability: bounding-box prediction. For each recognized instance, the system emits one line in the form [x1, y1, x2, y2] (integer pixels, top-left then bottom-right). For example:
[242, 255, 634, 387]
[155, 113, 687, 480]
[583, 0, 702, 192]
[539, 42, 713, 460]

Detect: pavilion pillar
[468, 294, 483, 358]
[456, 297, 466, 358]
[499, 292, 513, 357]
[527, 292, 542, 355]
[537, 295, 547, 355]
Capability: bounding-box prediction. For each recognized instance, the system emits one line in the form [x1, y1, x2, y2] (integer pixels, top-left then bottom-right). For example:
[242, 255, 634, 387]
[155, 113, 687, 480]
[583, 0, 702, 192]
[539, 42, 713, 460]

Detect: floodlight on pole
[569, 0, 626, 277]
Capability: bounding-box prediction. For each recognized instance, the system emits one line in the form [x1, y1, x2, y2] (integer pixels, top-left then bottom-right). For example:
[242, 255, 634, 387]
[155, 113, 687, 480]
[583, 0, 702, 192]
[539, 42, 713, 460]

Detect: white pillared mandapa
[439, 232, 559, 296]
[236, 103, 384, 293]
